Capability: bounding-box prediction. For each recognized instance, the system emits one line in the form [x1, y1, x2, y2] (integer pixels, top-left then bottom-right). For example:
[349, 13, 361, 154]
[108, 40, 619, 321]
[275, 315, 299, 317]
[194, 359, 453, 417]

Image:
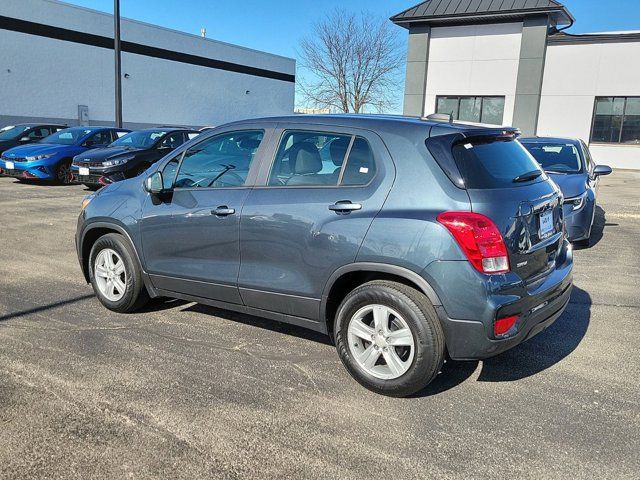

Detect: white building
[0, 0, 295, 129]
[393, 0, 640, 170]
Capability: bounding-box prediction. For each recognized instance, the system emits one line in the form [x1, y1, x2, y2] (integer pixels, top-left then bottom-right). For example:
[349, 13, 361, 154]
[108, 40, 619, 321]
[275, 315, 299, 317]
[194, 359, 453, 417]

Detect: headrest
[348, 139, 371, 165]
[329, 137, 351, 166]
[239, 138, 261, 151]
[290, 143, 322, 174]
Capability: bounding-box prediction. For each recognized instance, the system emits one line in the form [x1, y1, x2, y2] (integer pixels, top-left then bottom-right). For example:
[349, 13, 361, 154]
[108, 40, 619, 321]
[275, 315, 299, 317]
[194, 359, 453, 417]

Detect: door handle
[212, 206, 235, 217]
[329, 201, 362, 214]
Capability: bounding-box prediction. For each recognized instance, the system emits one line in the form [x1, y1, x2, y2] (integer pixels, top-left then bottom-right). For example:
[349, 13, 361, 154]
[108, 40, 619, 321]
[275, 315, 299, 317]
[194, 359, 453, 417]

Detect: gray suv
[76, 115, 573, 397]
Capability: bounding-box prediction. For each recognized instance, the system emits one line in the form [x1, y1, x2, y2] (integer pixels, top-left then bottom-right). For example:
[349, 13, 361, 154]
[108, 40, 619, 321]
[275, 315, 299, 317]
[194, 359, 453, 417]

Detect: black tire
[55, 159, 73, 185]
[88, 233, 149, 313]
[334, 280, 445, 397]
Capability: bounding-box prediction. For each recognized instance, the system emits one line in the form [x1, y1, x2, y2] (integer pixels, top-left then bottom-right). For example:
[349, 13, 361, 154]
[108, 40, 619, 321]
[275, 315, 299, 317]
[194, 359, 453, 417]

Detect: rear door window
[268, 131, 376, 187]
[88, 131, 112, 146]
[452, 139, 543, 189]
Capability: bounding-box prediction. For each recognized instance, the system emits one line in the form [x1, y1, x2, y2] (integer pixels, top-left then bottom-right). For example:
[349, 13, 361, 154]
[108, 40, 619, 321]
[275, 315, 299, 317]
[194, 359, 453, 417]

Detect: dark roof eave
[391, 8, 574, 29]
[549, 32, 640, 45]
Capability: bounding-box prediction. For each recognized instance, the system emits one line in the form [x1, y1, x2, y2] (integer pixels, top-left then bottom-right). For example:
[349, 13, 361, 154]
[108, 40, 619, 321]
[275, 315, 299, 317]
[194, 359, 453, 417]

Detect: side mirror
[83, 140, 95, 148]
[19, 136, 31, 143]
[144, 171, 165, 194]
[594, 165, 612, 177]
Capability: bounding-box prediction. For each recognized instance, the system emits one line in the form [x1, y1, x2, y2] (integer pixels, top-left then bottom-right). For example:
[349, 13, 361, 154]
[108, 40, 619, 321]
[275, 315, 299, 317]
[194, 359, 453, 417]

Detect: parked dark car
[0, 123, 66, 157]
[76, 115, 573, 397]
[520, 137, 612, 246]
[71, 128, 200, 187]
[1, 127, 130, 184]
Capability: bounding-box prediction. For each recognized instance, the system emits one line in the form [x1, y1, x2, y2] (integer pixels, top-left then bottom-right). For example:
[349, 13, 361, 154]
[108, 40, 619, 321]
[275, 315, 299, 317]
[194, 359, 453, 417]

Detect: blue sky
[62, 0, 640, 59]
[62, 0, 640, 110]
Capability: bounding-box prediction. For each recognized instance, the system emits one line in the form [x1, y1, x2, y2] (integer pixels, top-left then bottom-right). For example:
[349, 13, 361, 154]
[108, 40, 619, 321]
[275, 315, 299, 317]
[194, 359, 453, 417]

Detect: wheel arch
[320, 263, 443, 340]
[79, 222, 144, 283]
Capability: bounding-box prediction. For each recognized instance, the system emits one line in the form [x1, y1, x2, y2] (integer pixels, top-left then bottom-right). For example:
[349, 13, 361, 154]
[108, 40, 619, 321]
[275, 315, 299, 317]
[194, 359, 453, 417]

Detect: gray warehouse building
[0, 0, 296, 129]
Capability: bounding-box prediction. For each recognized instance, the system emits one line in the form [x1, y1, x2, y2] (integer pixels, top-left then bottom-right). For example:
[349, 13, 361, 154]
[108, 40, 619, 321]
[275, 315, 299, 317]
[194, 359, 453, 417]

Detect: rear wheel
[334, 280, 445, 397]
[55, 159, 73, 184]
[89, 233, 149, 313]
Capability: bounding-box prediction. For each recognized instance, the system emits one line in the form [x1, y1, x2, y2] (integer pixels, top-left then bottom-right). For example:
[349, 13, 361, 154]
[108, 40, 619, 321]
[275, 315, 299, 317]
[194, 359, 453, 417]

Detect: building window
[436, 96, 505, 125]
[591, 97, 640, 144]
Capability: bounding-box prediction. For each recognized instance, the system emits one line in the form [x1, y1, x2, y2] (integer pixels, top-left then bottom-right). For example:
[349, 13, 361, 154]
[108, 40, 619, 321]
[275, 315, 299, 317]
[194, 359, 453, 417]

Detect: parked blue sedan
[520, 137, 612, 246]
[0, 126, 129, 184]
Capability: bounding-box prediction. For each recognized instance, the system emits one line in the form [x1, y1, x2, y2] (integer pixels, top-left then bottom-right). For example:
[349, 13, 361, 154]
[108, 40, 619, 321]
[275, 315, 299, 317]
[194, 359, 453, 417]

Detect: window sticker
[464, 143, 473, 150]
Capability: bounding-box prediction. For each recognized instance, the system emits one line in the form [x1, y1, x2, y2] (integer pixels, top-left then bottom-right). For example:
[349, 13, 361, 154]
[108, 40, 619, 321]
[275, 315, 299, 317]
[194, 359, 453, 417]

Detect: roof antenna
[200, 27, 207, 38]
[425, 112, 454, 124]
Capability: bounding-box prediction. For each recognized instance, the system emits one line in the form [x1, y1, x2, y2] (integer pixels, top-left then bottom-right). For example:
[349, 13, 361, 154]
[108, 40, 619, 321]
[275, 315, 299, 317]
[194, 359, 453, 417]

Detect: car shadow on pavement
[137, 297, 190, 313]
[414, 286, 592, 397]
[184, 303, 334, 346]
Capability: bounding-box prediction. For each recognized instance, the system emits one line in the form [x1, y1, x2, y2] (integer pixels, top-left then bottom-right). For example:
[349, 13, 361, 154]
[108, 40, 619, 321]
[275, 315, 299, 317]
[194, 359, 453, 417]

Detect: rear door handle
[213, 206, 235, 217]
[329, 201, 362, 213]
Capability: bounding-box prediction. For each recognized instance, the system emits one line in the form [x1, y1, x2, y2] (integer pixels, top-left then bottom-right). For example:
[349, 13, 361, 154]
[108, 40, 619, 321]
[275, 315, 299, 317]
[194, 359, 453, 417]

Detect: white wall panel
[539, 41, 640, 169]
[424, 23, 522, 124]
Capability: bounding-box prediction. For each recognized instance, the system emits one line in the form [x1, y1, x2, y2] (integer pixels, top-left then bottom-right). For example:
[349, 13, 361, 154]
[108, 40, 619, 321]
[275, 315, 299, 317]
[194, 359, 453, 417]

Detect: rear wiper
[513, 170, 542, 183]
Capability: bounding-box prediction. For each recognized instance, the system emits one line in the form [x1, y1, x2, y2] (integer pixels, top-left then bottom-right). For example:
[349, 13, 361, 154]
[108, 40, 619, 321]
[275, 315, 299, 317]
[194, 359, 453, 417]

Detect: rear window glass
[452, 139, 543, 189]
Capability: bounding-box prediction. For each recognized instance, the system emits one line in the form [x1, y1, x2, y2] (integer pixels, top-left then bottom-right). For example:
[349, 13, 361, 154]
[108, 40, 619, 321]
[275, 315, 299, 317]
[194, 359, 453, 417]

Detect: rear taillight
[437, 211, 510, 274]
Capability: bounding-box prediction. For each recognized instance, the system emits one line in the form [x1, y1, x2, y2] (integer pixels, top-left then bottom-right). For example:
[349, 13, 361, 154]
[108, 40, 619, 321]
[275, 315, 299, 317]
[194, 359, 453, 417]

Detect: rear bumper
[426, 239, 574, 360]
[437, 280, 572, 360]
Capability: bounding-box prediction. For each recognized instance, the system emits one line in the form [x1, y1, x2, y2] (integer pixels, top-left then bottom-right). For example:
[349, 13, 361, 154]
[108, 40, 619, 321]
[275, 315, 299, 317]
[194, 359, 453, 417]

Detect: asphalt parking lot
[0, 172, 639, 479]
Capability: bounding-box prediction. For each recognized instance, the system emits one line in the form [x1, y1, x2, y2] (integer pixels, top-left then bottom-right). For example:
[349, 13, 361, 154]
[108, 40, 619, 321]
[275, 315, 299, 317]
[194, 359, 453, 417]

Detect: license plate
[539, 210, 554, 239]
[5, 161, 14, 170]
[79, 167, 90, 176]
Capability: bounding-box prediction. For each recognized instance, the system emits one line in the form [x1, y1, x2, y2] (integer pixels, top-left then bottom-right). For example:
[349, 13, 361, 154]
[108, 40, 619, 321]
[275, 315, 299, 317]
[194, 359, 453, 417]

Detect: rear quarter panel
[356, 125, 470, 271]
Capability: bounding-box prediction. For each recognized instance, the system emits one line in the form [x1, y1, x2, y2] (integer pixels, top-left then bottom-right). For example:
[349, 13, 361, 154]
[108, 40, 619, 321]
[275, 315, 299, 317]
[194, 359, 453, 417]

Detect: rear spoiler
[457, 128, 521, 145]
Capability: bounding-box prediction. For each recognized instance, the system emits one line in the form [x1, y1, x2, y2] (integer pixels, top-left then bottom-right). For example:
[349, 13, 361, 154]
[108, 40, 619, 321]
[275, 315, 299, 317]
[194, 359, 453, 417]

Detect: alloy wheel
[57, 162, 72, 184]
[94, 248, 127, 302]
[347, 304, 415, 380]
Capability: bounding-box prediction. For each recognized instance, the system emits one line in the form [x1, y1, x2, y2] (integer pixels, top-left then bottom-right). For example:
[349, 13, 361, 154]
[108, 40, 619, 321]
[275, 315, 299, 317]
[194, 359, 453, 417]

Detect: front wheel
[89, 233, 149, 313]
[334, 280, 445, 397]
[55, 159, 73, 185]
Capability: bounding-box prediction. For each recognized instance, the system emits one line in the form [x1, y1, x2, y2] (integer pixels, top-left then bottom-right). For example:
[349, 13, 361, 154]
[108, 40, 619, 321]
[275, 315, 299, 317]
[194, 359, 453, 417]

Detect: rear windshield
[452, 139, 543, 189]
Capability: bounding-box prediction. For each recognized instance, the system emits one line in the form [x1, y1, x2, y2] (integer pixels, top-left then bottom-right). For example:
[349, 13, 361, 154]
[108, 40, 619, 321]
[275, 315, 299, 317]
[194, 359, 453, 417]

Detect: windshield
[520, 142, 582, 173]
[41, 128, 95, 145]
[110, 130, 168, 149]
[451, 138, 544, 189]
[0, 125, 29, 141]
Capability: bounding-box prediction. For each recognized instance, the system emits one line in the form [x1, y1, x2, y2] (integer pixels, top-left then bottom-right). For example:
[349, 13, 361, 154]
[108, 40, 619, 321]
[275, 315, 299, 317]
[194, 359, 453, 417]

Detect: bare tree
[298, 9, 403, 114]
